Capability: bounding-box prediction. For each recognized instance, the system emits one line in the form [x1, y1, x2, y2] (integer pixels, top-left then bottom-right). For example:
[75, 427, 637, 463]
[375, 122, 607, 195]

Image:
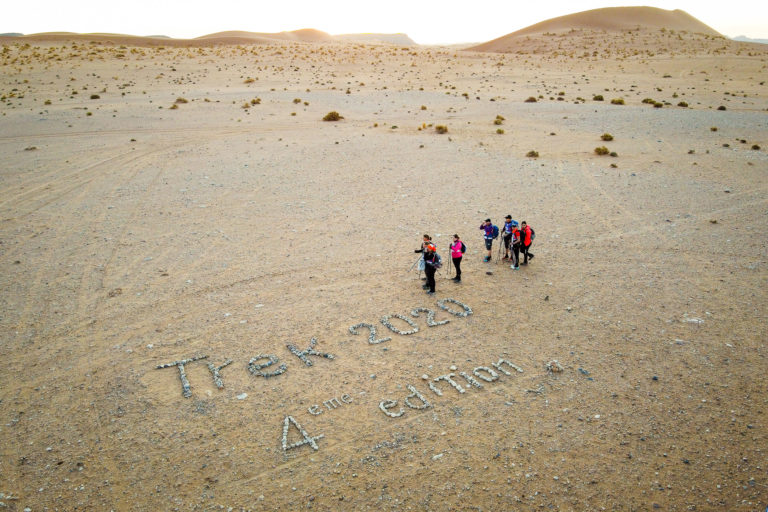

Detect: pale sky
[3, 0, 767, 43]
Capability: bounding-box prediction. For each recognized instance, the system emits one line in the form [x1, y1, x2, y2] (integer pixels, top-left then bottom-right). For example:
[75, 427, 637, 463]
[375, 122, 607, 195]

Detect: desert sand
[1, 6, 767, 511]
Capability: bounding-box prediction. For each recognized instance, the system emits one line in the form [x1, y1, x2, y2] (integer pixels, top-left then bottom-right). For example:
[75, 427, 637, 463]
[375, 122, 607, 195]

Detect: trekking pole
[409, 256, 421, 272]
[496, 238, 502, 264]
[446, 251, 452, 278]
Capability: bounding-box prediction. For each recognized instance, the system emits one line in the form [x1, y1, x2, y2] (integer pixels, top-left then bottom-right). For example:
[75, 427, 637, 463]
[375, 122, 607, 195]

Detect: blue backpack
[492, 225, 499, 239]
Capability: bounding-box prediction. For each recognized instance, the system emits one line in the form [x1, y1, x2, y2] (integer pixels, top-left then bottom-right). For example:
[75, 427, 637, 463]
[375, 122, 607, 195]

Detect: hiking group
[413, 218, 535, 294]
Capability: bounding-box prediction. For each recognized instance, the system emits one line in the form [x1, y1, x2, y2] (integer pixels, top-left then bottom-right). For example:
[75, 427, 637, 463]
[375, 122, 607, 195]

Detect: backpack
[492, 225, 499, 239]
[530, 227, 536, 241]
[433, 253, 442, 269]
[460, 241, 466, 253]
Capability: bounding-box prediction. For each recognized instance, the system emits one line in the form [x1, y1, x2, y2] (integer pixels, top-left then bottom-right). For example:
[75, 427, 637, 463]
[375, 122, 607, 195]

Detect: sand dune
[468, 6, 723, 53]
[0, 28, 412, 47]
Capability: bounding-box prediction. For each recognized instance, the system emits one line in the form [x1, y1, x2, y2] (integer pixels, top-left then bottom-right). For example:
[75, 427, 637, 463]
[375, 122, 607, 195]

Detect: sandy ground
[1, 33, 767, 511]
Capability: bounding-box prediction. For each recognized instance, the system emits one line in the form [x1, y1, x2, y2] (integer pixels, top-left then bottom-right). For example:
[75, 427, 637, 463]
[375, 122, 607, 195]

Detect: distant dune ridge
[467, 6, 722, 52]
[0, 28, 415, 46]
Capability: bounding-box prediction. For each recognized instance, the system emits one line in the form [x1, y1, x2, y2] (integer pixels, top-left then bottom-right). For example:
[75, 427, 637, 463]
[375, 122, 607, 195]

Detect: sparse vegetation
[323, 111, 342, 121]
[595, 146, 610, 155]
[435, 125, 448, 134]
[601, 133, 614, 141]
[610, 151, 618, 157]
[717, 105, 727, 111]
[753, 144, 761, 150]
[610, 98, 625, 105]
[710, 127, 718, 132]
[175, 97, 188, 104]
[496, 128, 505, 134]
[293, 98, 302, 104]
[525, 96, 537, 103]
[593, 95, 604, 101]
[677, 101, 688, 107]
[526, 150, 539, 158]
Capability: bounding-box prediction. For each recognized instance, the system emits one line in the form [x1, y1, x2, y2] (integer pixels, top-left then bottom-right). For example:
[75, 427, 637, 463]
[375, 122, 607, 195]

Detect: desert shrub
[323, 111, 342, 121]
[526, 150, 539, 158]
[677, 101, 688, 107]
[593, 95, 604, 101]
[710, 126, 718, 131]
[642, 98, 655, 104]
[594, 146, 610, 155]
[496, 128, 505, 134]
[610, 163, 618, 168]
[653, 102, 664, 108]
[610, 98, 625, 105]
[244, 78, 255, 84]
[753, 144, 761, 150]
[90, 94, 100, 100]
[175, 97, 188, 104]
[293, 98, 301, 104]
[610, 151, 618, 157]
[494, 118, 503, 125]
[251, 98, 260, 105]
[242, 102, 250, 109]
[421, 105, 427, 110]
[170, 104, 178, 110]
[601, 133, 613, 141]
[435, 125, 448, 134]
[717, 105, 726, 111]
[525, 96, 537, 103]
[86, 112, 92, 116]
[44, 99, 51, 105]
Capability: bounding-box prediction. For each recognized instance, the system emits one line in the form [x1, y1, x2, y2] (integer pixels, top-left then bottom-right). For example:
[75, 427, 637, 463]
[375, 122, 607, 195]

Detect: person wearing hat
[479, 218, 494, 262]
[422, 243, 441, 295]
[501, 215, 515, 261]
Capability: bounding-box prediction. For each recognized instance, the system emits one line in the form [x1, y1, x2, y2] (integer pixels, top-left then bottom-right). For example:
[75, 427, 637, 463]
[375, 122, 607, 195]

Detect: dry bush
[323, 111, 343, 121]
[710, 126, 718, 132]
[293, 98, 302, 104]
[435, 125, 448, 134]
[496, 129, 505, 134]
[175, 97, 188, 104]
[753, 144, 761, 150]
[526, 150, 539, 158]
[524, 96, 537, 103]
[642, 98, 655, 104]
[421, 105, 427, 110]
[717, 106, 727, 111]
[610, 98, 625, 105]
[601, 133, 614, 141]
[251, 98, 261, 105]
[244, 78, 255, 84]
[593, 95, 604, 101]
[594, 146, 610, 155]
[90, 94, 100, 100]
[170, 104, 178, 110]
[677, 101, 689, 107]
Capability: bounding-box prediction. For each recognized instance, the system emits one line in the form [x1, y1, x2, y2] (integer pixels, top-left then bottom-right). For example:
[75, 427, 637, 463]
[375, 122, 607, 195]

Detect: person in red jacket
[520, 221, 535, 265]
[509, 221, 521, 270]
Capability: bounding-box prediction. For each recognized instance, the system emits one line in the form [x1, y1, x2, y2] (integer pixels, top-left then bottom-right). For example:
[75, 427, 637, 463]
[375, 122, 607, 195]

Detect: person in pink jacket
[449, 234, 466, 282]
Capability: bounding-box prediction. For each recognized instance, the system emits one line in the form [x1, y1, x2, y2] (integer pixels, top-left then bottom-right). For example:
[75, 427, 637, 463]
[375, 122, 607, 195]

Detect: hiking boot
[512, 266, 519, 270]
[425, 290, 435, 295]
[528, 254, 534, 261]
[422, 284, 430, 290]
[483, 256, 491, 262]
